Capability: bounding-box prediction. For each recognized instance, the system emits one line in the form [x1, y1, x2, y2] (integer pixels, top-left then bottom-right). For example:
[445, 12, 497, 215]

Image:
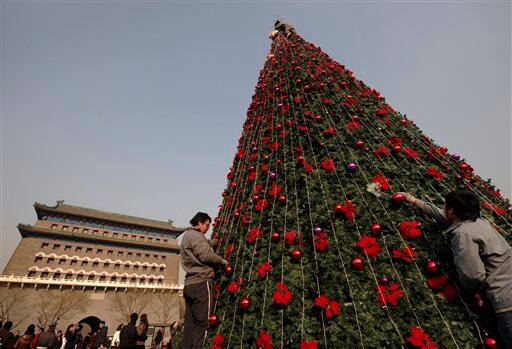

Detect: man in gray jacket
[402, 190, 511, 347]
[180, 212, 228, 349]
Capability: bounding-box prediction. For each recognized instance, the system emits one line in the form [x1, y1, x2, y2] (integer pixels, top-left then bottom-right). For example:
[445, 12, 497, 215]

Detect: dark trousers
[496, 311, 512, 349]
[182, 281, 213, 349]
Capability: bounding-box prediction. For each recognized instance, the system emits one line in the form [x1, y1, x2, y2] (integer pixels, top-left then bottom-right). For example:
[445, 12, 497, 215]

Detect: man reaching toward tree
[401, 190, 512, 347]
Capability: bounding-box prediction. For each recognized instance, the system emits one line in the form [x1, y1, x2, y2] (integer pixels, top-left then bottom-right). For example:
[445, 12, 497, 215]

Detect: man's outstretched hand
[398, 192, 418, 205]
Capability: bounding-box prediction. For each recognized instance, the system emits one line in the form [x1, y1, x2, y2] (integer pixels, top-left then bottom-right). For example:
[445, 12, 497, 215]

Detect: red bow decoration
[257, 263, 272, 278]
[372, 173, 390, 190]
[211, 333, 225, 349]
[376, 283, 404, 306]
[399, 221, 422, 239]
[314, 295, 341, 320]
[406, 326, 437, 349]
[357, 235, 381, 260]
[272, 282, 293, 306]
[255, 330, 273, 349]
[320, 159, 335, 172]
[392, 246, 417, 263]
[426, 167, 444, 180]
[247, 227, 263, 244]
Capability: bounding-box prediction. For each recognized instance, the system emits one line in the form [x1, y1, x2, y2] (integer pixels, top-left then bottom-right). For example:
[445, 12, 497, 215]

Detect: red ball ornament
[248, 165, 256, 172]
[370, 223, 382, 235]
[275, 124, 283, 131]
[400, 118, 408, 126]
[391, 193, 405, 204]
[291, 249, 302, 261]
[263, 155, 270, 162]
[460, 162, 469, 171]
[315, 115, 323, 122]
[239, 297, 251, 311]
[297, 156, 305, 164]
[333, 204, 344, 215]
[224, 264, 234, 277]
[352, 257, 364, 271]
[474, 293, 485, 309]
[426, 260, 440, 275]
[271, 231, 280, 242]
[393, 145, 402, 153]
[355, 140, 365, 148]
[253, 195, 260, 203]
[278, 195, 286, 204]
[234, 211, 240, 218]
[484, 337, 497, 349]
[208, 314, 219, 326]
[230, 182, 237, 188]
[351, 115, 360, 122]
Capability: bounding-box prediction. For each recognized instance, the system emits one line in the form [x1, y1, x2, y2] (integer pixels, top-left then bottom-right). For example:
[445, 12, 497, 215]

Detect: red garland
[255, 330, 273, 349]
[211, 333, 225, 349]
[320, 159, 335, 172]
[272, 282, 293, 306]
[372, 173, 390, 190]
[357, 235, 381, 260]
[299, 341, 318, 349]
[247, 227, 263, 244]
[483, 200, 506, 216]
[376, 283, 404, 306]
[398, 221, 422, 239]
[257, 263, 272, 278]
[391, 246, 417, 263]
[406, 326, 437, 349]
[314, 295, 341, 320]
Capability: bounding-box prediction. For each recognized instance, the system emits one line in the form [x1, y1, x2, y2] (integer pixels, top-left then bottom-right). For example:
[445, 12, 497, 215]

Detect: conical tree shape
[207, 29, 511, 348]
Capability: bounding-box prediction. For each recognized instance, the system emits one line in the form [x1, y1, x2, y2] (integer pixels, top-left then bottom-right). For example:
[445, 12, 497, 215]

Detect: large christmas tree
[206, 26, 511, 348]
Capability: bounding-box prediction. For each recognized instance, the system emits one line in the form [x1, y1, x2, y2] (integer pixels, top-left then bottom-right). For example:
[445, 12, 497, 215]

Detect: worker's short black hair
[130, 313, 138, 323]
[3, 321, 13, 330]
[444, 190, 480, 221]
[190, 212, 212, 226]
[275, 20, 281, 26]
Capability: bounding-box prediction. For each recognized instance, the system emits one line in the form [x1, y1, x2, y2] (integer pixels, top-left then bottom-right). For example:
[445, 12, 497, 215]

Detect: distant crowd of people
[0, 317, 182, 349]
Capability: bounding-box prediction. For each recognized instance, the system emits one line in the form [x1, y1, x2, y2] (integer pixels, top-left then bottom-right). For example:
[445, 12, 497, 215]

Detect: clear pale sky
[1, 1, 510, 270]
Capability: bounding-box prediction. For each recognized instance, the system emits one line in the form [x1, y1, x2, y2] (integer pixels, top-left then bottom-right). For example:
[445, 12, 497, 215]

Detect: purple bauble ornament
[452, 154, 461, 161]
[277, 103, 283, 108]
[251, 147, 258, 153]
[347, 162, 358, 173]
[455, 174, 463, 182]
[269, 172, 277, 180]
[313, 227, 322, 234]
[378, 276, 389, 286]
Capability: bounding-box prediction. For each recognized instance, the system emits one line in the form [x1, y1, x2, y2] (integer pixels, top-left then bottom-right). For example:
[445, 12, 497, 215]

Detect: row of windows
[48, 224, 173, 245]
[43, 213, 179, 238]
[27, 271, 164, 284]
[40, 243, 167, 260]
[33, 257, 165, 271]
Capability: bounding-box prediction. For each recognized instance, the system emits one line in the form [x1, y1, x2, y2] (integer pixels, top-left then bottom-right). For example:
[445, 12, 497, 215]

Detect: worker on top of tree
[180, 212, 228, 349]
[269, 18, 295, 40]
[401, 189, 512, 347]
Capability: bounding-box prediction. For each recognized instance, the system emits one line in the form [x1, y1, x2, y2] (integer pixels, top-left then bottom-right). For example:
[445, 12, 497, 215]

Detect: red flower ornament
[272, 282, 293, 306]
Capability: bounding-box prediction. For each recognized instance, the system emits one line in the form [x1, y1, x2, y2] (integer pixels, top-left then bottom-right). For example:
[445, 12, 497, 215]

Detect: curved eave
[17, 224, 181, 253]
[33, 202, 186, 234]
